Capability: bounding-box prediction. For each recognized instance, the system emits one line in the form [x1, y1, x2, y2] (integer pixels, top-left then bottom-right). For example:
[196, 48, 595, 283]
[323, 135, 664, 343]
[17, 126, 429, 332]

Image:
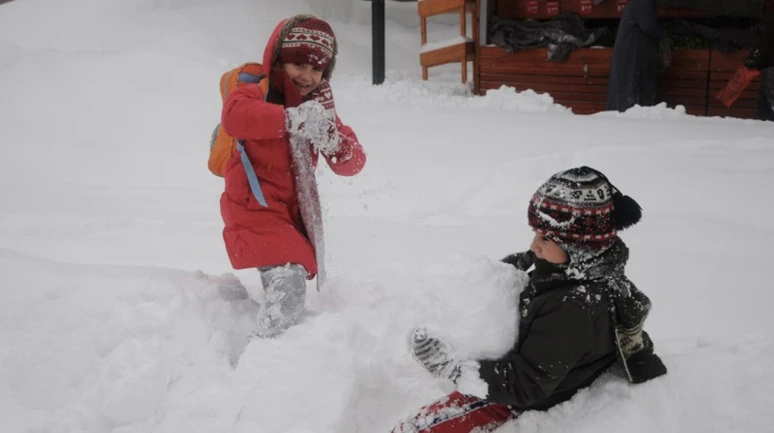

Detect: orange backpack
[208, 63, 270, 177]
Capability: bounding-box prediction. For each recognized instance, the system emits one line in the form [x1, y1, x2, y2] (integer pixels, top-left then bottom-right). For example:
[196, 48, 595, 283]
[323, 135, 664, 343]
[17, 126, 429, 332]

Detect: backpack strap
[236, 72, 270, 208]
[238, 71, 264, 84]
[237, 140, 268, 207]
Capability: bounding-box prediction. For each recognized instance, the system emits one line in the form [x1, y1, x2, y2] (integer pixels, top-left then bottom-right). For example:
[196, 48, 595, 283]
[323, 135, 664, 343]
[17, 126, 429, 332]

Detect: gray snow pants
[255, 264, 308, 338]
[756, 68, 774, 121]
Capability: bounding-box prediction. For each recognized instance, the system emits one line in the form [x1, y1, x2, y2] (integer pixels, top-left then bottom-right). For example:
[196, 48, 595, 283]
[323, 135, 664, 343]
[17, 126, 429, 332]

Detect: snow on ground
[1, 0, 773, 432]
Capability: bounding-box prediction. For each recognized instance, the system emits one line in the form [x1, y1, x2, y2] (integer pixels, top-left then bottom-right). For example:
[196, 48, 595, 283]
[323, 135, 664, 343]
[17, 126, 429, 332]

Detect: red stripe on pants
[390, 391, 518, 433]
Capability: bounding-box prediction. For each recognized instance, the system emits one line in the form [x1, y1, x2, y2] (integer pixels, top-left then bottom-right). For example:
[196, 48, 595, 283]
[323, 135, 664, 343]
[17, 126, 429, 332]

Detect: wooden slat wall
[479, 46, 758, 118]
[496, 0, 710, 20]
[657, 49, 711, 116]
[473, 0, 768, 118]
[707, 50, 760, 118]
[479, 46, 611, 114]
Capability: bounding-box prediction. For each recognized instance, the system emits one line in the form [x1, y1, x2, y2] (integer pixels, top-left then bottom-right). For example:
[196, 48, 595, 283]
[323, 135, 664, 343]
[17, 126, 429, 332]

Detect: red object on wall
[716, 65, 761, 108]
[579, 0, 594, 15]
[526, 0, 539, 15]
[616, 0, 629, 15]
[546, 0, 560, 15]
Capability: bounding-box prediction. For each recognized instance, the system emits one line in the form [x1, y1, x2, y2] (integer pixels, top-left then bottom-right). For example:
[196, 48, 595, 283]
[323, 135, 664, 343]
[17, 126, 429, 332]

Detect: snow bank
[334, 73, 571, 113]
[0, 247, 525, 432]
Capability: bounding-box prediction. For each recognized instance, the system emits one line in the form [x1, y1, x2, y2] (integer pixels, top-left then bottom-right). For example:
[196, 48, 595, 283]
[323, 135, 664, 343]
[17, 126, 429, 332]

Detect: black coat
[478, 261, 617, 411]
[606, 0, 664, 112]
[745, 8, 774, 71]
[480, 248, 666, 411]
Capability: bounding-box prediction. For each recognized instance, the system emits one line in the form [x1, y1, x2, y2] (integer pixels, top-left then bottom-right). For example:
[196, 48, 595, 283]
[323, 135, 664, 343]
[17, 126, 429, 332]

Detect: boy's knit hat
[528, 166, 642, 250]
[278, 17, 336, 71]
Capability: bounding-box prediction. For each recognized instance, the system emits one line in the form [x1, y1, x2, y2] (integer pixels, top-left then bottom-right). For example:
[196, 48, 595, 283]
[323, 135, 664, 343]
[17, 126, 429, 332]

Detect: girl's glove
[285, 100, 339, 155]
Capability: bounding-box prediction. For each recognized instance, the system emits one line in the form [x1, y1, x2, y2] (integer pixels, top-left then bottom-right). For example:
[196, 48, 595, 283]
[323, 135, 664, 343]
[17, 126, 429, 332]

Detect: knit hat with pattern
[528, 166, 642, 250]
[278, 17, 336, 72]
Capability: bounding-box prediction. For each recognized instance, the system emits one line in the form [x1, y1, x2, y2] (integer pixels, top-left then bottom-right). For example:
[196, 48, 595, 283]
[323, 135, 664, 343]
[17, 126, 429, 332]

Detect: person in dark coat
[744, 7, 774, 121]
[606, 0, 665, 112]
[390, 167, 667, 433]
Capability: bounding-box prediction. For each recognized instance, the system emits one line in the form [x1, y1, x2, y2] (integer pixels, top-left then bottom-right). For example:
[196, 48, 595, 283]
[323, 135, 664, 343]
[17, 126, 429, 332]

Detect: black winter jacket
[478, 263, 617, 411]
[745, 8, 774, 70]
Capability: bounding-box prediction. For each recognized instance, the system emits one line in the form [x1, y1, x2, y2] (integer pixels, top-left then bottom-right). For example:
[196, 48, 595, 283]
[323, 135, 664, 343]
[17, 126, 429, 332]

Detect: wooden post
[474, 0, 481, 93]
[460, 4, 468, 84]
[419, 16, 427, 81]
[421, 14, 428, 80]
[420, 15, 428, 45]
[460, 4, 466, 37]
[372, 0, 386, 85]
[460, 3, 467, 83]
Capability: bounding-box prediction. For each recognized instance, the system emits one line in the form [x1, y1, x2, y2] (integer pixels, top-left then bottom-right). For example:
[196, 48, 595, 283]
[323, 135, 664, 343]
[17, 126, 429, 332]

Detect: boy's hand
[411, 328, 462, 383]
[501, 250, 535, 271]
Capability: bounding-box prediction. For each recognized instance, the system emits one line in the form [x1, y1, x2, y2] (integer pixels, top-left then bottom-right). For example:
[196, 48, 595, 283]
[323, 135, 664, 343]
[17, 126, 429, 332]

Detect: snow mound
[0, 248, 526, 433]
[335, 74, 571, 114]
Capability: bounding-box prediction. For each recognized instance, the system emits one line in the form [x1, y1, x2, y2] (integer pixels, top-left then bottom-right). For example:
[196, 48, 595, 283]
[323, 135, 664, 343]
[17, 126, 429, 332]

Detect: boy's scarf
[523, 239, 657, 383]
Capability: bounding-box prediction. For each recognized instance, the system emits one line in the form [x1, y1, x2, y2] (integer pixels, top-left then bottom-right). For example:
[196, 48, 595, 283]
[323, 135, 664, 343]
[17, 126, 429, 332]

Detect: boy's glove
[501, 250, 535, 271]
[410, 328, 462, 383]
[285, 100, 340, 155]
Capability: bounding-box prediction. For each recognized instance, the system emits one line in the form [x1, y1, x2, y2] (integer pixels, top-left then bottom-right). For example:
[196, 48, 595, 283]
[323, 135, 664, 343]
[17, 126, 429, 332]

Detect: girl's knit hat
[277, 16, 336, 74]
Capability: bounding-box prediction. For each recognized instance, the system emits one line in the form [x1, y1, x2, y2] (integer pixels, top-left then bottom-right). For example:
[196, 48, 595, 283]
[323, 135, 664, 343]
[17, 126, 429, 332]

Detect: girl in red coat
[220, 15, 366, 337]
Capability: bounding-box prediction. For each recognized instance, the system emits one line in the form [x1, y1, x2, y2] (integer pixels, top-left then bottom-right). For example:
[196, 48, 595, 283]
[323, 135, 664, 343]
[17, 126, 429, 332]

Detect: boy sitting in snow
[391, 167, 667, 433]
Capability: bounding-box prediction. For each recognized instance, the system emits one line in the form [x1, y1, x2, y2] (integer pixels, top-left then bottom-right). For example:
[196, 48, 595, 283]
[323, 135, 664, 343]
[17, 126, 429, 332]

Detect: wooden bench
[419, 0, 478, 82]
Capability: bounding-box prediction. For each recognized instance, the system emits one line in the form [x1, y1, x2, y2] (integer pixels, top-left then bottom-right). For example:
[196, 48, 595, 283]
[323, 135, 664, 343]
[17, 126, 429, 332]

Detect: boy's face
[530, 232, 568, 264]
[283, 63, 324, 96]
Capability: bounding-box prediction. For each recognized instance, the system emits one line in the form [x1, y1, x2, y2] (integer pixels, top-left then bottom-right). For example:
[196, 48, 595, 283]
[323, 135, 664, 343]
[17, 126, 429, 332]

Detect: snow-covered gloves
[285, 100, 339, 154]
[411, 327, 491, 398]
[411, 327, 464, 383]
[285, 80, 340, 156]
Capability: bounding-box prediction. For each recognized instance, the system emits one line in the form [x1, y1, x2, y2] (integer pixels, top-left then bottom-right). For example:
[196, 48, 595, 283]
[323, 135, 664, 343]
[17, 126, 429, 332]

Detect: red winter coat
[219, 20, 366, 277]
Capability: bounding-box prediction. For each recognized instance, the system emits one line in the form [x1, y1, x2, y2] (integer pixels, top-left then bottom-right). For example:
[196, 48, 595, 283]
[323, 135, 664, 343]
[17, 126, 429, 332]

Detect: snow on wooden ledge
[420, 36, 473, 53]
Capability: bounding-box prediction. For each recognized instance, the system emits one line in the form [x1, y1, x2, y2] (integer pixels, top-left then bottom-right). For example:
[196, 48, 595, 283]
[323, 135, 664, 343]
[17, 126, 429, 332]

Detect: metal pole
[372, 0, 385, 85]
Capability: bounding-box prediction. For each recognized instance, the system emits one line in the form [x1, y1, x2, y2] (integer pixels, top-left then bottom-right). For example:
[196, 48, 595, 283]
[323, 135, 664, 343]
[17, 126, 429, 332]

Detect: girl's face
[282, 63, 324, 96]
[530, 232, 569, 264]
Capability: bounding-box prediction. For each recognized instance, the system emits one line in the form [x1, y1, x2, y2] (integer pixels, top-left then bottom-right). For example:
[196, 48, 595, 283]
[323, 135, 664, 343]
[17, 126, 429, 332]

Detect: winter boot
[254, 264, 308, 338]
